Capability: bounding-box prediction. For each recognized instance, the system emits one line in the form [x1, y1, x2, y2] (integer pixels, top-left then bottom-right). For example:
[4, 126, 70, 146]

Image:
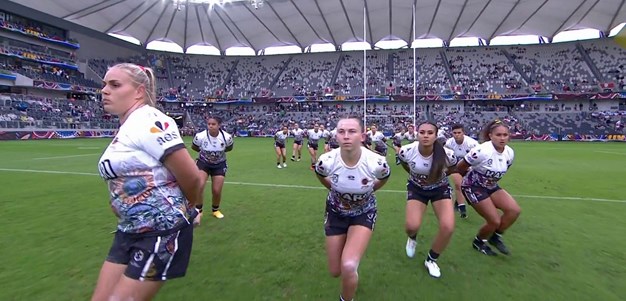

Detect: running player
[367, 125, 388, 156]
[392, 127, 407, 164]
[399, 122, 457, 278]
[456, 120, 521, 256]
[274, 126, 289, 168]
[291, 123, 305, 161]
[307, 124, 324, 170]
[315, 116, 390, 301]
[444, 124, 479, 218]
[192, 116, 234, 219]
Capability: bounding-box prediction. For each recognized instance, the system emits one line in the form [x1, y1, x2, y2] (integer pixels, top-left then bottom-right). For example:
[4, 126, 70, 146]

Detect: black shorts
[106, 224, 193, 281]
[275, 142, 286, 149]
[406, 181, 452, 204]
[324, 208, 377, 236]
[461, 185, 502, 205]
[393, 142, 402, 148]
[197, 159, 227, 177]
[308, 142, 319, 151]
[294, 140, 303, 146]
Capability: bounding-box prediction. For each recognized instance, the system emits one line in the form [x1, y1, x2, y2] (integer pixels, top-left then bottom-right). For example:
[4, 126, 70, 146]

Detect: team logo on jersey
[133, 250, 144, 262]
[331, 174, 339, 183]
[361, 178, 369, 185]
[150, 121, 170, 133]
[486, 159, 493, 166]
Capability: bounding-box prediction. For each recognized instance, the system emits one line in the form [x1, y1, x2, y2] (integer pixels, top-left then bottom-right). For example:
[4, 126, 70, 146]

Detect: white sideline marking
[0, 167, 625, 204]
[594, 151, 626, 156]
[32, 153, 100, 160]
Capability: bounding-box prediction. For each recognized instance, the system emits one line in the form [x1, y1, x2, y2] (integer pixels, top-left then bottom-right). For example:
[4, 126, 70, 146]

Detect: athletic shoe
[488, 234, 510, 255]
[282, 163, 287, 168]
[290, 157, 295, 161]
[460, 212, 468, 219]
[405, 237, 417, 258]
[277, 164, 282, 169]
[472, 239, 497, 256]
[212, 210, 224, 219]
[424, 259, 441, 278]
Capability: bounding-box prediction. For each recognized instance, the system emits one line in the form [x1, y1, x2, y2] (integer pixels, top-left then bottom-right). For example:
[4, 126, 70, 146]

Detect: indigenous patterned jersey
[315, 147, 391, 216]
[462, 142, 514, 189]
[98, 105, 193, 234]
[291, 128, 304, 142]
[445, 135, 479, 158]
[307, 129, 324, 146]
[192, 129, 234, 164]
[398, 142, 457, 190]
[274, 131, 289, 145]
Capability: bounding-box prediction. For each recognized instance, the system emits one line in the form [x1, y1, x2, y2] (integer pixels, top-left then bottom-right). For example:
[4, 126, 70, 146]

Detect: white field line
[0, 168, 624, 204]
[594, 151, 626, 156]
[32, 153, 100, 160]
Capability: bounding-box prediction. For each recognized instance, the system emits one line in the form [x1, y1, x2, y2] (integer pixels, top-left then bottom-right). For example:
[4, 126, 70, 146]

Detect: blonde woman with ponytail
[92, 63, 204, 301]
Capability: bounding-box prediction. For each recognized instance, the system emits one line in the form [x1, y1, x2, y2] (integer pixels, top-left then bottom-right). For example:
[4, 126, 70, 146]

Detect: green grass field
[0, 138, 625, 301]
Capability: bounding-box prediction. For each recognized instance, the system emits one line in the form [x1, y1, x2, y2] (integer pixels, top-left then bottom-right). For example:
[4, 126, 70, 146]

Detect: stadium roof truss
[9, 0, 626, 52]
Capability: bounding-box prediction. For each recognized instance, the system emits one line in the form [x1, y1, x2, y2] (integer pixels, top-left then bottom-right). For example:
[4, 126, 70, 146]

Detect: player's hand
[193, 211, 203, 227]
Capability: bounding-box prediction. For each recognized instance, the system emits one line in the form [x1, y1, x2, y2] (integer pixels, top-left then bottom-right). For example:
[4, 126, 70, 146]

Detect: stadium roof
[10, 0, 626, 52]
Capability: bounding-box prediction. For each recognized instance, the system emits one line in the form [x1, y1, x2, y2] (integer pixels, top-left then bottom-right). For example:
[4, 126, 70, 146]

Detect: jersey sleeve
[507, 147, 515, 168]
[464, 144, 488, 166]
[136, 115, 186, 162]
[314, 153, 333, 177]
[192, 132, 202, 148]
[224, 132, 234, 147]
[372, 155, 391, 180]
[397, 143, 415, 163]
[445, 148, 458, 167]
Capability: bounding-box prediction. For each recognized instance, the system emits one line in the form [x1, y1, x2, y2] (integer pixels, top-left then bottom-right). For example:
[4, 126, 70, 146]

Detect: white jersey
[98, 105, 194, 234]
[315, 147, 391, 216]
[398, 142, 457, 190]
[291, 128, 304, 142]
[193, 129, 234, 164]
[437, 129, 447, 140]
[462, 142, 514, 189]
[321, 129, 331, 140]
[445, 136, 479, 158]
[392, 132, 406, 145]
[327, 128, 339, 148]
[405, 131, 417, 142]
[274, 131, 289, 145]
[307, 129, 324, 145]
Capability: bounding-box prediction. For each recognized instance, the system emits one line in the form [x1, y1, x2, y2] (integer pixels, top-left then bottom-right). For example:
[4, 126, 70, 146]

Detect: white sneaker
[277, 164, 282, 169]
[424, 260, 441, 278]
[405, 237, 417, 258]
[282, 163, 287, 168]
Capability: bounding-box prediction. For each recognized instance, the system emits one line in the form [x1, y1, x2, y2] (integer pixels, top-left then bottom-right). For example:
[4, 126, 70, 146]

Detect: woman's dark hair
[480, 119, 508, 142]
[206, 115, 223, 124]
[418, 121, 447, 184]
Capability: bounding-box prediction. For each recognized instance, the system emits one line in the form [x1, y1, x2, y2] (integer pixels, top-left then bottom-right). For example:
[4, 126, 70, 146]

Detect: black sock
[474, 236, 484, 244]
[409, 234, 417, 240]
[427, 249, 440, 261]
[212, 205, 219, 212]
[493, 230, 503, 239]
[277, 162, 281, 166]
[458, 203, 466, 213]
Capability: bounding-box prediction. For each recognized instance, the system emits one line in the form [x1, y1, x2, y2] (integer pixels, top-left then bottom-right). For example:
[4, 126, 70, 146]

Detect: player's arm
[191, 134, 201, 152]
[373, 158, 391, 191]
[314, 155, 332, 190]
[225, 134, 234, 152]
[455, 159, 471, 177]
[445, 150, 458, 176]
[397, 145, 411, 174]
[164, 149, 204, 207]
